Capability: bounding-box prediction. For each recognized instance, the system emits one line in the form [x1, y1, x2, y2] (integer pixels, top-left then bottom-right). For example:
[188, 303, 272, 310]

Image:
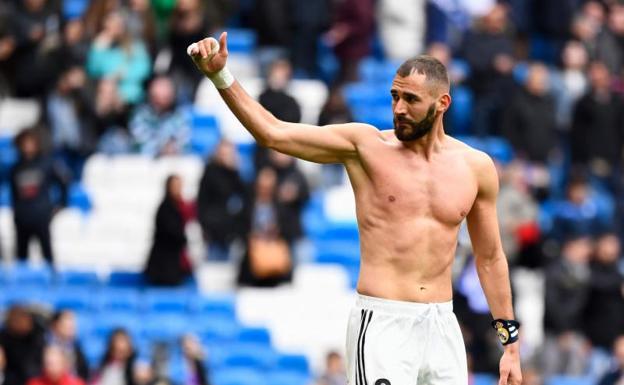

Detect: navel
[388, 195, 396, 202]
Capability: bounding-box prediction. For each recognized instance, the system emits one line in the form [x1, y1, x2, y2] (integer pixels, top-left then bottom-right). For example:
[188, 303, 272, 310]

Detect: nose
[393, 98, 407, 115]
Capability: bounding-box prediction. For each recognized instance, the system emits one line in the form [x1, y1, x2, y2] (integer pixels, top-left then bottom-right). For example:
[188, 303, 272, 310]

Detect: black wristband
[491, 319, 520, 345]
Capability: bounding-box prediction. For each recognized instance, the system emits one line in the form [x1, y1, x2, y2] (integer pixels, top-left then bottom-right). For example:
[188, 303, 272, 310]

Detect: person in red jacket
[26, 345, 84, 385]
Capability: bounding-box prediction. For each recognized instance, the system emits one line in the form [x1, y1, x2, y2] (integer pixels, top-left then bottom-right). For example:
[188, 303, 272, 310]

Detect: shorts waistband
[355, 294, 453, 316]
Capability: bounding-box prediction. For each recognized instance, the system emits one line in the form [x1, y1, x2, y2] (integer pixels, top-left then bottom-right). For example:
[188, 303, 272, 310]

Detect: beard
[393, 103, 437, 142]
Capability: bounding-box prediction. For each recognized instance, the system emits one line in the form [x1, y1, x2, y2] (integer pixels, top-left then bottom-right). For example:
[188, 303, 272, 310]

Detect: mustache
[395, 116, 416, 124]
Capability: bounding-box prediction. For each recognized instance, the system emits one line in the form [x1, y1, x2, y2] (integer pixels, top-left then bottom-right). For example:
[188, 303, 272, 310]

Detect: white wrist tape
[207, 67, 235, 89]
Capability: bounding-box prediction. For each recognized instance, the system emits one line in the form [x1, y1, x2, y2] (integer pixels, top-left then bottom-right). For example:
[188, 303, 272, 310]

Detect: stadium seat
[62, 0, 88, 19]
[211, 368, 264, 385]
[265, 372, 310, 385]
[81, 336, 106, 369]
[192, 295, 237, 319]
[352, 106, 394, 130]
[0, 183, 10, 207]
[68, 183, 92, 213]
[90, 311, 142, 340]
[545, 376, 593, 385]
[314, 240, 360, 265]
[220, 344, 277, 370]
[57, 270, 101, 286]
[141, 314, 190, 342]
[236, 327, 271, 345]
[220, 29, 256, 54]
[473, 373, 497, 385]
[315, 224, 359, 243]
[275, 354, 310, 377]
[96, 288, 142, 312]
[3, 285, 53, 307]
[449, 86, 473, 135]
[343, 82, 389, 109]
[144, 289, 192, 313]
[190, 112, 221, 157]
[107, 271, 145, 287]
[53, 288, 95, 312]
[6, 263, 54, 286]
[195, 316, 240, 343]
[236, 142, 256, 182]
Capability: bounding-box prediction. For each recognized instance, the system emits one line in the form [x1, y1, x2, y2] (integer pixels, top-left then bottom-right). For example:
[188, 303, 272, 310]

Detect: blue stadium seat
[6, 263, 54, 286]
[190, 112, 221, 157]
[236, 143, 256, 183]
[275, 354, 310, 377]
[220, 29, 256, 54]
[265, 372, 310, 385]
[3, 285, 53, 307]
[473, 373, 497, 385]
[68, 183, 92, 213]
[195, 316, 239, 343]
[343, 83, 389, 109]
[57, 270, 101, 286]
[236, 327, 271, 346]
[73, 311, 95, 338]
[212, 368, 264, 385]
[315, 224, 359, 243]
[91, 311, 141, 339]
[483, 137, 514, 165]
[107, 271, 145, 287]
[221, 345, 277, 370]
[0, 183, 10, 207]
[314, 240, 360, 265]
[449, 86, 473, 135]
[96, 288, 142, 312]
[352, 106, 394, 130]
[53, 288, 95, 312]
[545, 376, 593, 385]
[82, 336, 106, 369]
[144, 289, 192, 314]
[62, 0, 88, 19]
[141, 314, 189, 342]
[192, 295, 236, 319]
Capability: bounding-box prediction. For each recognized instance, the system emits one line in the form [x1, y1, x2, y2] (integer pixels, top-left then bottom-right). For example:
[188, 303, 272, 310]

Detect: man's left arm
[466, 153, 522, 385]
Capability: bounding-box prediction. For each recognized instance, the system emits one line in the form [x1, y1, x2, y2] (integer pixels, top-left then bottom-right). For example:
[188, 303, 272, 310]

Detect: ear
[437, 93, 452, 113]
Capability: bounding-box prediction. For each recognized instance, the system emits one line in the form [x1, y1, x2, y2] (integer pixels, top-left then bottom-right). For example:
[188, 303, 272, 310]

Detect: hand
[188, 32, 229, 77]
[499, 345, 522, 385]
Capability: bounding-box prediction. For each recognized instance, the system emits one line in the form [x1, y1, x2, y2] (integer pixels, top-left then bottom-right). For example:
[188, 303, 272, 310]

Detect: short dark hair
[396, 55, 450, 94]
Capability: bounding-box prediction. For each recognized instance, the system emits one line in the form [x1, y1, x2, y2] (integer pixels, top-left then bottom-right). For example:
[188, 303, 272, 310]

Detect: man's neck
[401, 120, 446, 159]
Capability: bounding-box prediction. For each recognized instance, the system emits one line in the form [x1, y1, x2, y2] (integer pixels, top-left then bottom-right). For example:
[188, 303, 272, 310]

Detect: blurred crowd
[0, 306, 211, 385]
[0, 0, 624, 384]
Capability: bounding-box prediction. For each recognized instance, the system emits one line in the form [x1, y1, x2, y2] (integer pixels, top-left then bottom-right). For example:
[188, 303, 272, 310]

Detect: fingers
[219, 31, 228, 55]
[198, 39, 209, 59]
[498, 369, 510, 385]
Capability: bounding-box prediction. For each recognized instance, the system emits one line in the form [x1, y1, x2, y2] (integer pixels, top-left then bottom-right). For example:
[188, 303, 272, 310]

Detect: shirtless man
[188, 33, 522, 385]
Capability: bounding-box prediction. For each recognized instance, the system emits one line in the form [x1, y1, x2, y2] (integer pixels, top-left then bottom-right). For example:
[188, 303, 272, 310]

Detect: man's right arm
[190, 33, 378, 164]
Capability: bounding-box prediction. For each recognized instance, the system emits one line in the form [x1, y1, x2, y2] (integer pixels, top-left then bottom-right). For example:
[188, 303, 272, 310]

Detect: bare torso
[344, 130, 481, 302]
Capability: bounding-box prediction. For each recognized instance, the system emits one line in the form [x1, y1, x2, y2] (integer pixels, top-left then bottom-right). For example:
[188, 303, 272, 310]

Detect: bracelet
[208, 67, 234, 89]
[491, 319, 520, 345]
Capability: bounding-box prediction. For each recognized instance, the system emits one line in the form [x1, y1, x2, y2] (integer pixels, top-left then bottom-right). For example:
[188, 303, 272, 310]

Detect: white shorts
[346, 294, 468, 385]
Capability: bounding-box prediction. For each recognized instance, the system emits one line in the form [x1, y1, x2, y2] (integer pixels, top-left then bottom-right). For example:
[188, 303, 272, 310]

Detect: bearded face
[393, 103, 437, 142]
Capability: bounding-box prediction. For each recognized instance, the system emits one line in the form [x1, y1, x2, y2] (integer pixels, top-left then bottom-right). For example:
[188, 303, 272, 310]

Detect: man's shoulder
[448, 136, 498, 187]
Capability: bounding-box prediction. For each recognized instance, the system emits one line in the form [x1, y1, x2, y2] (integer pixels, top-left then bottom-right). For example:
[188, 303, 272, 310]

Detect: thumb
[219, 31, 228, 55]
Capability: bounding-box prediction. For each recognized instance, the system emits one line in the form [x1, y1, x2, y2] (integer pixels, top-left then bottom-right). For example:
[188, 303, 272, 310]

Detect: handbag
[248, 236, 292, 279]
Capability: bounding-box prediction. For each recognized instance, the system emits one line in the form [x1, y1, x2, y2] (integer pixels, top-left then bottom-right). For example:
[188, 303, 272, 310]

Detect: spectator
[0, 345, 5, 385]
[541, 234, 593, 376]
[238, 168, 292, 287]
[197, 140, 250, 261]
[376, 0, 427, 60]
[532, 0, 582, 62]
[129, 75, 190, 156]
[501, 63, 557, 163]
[0, 306, 46, 385]
[144, 175, 194, 286]
[25, 345, 84, 385]
[10, 128, 68, 264]
[570, 61, 624, 180]
[496, 161, 540, 267]
[290, 0, 331, 78]
[180, 335, 210, 385]
[122, 0, 157, 56]
[552, 41, 589, 131]
[598, 335, 624, 385]
[92, 329, 136, 385]
[0, 3, 16, 97]
[93, 79, 131, 154]
[46, 65, 95, 181]
[255, 59, 301, 170]
[83, 0, 121, 39]
[324, 0, 375, 85]
[317, 351, 346, 385]
[131, 361, 155, 385]
[461, 3, 515, 135]
[46, 311, 89, 382]
[9, 0, 62, 98]
[551, 175, 606, 241]
[583, 233, 624, 351]
[266, 150, 309, 245]
[250, 0, 291, 76]
[86, 11, 151, 105]
[167, 0, 212, 103]
[51, 17, 89, 76]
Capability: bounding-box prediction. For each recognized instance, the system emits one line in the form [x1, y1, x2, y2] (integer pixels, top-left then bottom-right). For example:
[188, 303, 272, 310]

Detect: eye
[391, 93, 398, 101]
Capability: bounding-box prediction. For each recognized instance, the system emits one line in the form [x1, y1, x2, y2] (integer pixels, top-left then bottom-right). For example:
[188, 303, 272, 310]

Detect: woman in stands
[144, 175, 194, 286]
[92, 329, 136, 385]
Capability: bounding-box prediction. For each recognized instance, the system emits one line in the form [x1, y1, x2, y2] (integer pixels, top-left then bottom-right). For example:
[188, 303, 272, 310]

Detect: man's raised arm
[188, 33, 377, 164]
